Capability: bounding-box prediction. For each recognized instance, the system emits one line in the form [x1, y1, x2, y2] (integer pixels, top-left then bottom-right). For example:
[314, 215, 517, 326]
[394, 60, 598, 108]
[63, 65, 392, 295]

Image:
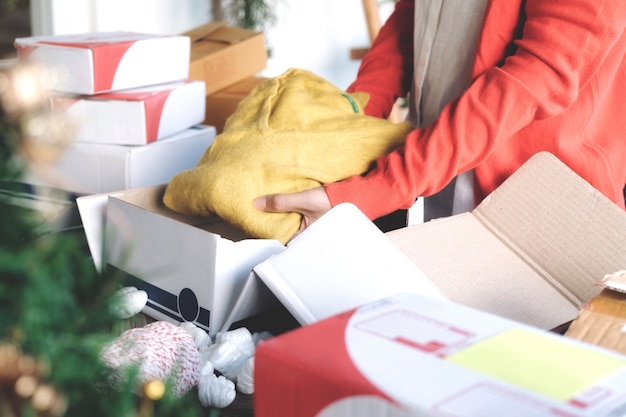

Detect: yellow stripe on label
[446, 328, 626, 401]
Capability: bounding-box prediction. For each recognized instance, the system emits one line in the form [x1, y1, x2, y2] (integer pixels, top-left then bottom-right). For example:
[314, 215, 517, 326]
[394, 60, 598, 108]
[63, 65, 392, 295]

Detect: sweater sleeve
[327, 0, 626, 220]
[345, 0, 415, 119]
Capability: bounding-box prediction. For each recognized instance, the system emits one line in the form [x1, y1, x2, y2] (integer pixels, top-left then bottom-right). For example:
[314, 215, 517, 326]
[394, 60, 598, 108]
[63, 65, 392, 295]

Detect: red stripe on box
[96, 88, 172, 142]
[91, 41, 135, 92]
[142, 89, 171, 143]
[16, 45, 37, 58]
[38, 39, 136, 92]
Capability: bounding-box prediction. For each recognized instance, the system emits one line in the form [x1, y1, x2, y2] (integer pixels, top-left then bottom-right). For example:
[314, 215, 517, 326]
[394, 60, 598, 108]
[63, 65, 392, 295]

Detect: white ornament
[179, 321, 212, 349]
[200, 360, 215, 377]
[209, 339, 252, 381]
[199, 343, 217, 364]
[110, 286, 147, 319]
[198, 373, 236, 408]
[252, 331, 273, 346]
[216, 327, 256, 357]
[236, 356, 255, 395]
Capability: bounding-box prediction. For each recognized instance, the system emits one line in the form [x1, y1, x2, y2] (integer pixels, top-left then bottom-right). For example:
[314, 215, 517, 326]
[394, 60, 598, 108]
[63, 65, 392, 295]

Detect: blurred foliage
[211, 0, 277, 32]
[2, 0, 29, 11]
[0, 62, 219, 417]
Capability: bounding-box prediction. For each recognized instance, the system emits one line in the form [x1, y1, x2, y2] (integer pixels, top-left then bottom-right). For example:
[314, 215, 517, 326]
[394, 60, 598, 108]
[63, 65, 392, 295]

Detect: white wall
[263, 0, 368, 89]
[30, 0, 394, 89]
[30, 0, 210, 37]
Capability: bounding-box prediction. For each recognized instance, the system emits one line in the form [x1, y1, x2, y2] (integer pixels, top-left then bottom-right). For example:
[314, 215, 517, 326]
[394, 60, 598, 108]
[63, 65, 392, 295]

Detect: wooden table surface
[218, 394, 254, 417]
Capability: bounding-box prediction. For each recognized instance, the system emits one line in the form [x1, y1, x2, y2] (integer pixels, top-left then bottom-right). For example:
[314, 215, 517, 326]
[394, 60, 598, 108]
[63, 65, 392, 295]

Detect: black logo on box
[107, 265, 210, 331]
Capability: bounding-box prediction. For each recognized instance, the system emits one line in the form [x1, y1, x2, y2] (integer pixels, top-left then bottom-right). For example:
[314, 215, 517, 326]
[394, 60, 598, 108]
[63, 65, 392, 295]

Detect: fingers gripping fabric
[163, 68, 412, 244]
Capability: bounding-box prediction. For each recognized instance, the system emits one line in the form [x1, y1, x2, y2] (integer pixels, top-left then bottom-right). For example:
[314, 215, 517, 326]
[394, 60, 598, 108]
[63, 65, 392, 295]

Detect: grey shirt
[407, 0, 488, 220]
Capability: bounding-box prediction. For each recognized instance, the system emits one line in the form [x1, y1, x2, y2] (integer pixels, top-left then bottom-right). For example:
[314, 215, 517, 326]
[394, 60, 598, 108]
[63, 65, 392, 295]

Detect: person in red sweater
[255, 0, 626, 239]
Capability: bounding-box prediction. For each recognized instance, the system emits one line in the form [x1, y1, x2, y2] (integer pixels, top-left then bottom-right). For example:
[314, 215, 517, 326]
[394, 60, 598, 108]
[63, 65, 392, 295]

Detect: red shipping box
[52, 80, 206, 145]
[14, 31, 190, 94]
[255, 293, 626, 417]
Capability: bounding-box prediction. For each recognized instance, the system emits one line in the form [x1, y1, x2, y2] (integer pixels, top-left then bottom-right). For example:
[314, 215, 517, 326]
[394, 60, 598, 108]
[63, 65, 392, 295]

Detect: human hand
[253, 187, 332, 241]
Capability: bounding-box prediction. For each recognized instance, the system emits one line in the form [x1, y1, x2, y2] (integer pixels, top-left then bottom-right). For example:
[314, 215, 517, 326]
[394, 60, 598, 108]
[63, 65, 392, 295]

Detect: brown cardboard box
[183, 22, 267, 96]
[203, 76, 268, 133]
[566, 270, 626, 355]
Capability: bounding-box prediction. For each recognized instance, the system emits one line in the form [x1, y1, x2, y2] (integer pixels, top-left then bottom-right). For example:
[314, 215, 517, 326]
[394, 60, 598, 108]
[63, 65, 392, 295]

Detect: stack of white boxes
[14, 31, 216, 195]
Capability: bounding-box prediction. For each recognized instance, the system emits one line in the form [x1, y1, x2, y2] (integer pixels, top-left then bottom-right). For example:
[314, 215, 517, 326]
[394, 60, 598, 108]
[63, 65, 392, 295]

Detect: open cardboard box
[77, 183, 284, 336]
[226, 152, 626, 333]
[183, 22, 267, 96]
[255, 292, 626, 417]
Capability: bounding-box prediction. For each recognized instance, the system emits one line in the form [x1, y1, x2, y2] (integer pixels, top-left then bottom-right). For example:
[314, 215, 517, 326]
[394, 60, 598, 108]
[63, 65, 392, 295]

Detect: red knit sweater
[326, 0, 626, 220]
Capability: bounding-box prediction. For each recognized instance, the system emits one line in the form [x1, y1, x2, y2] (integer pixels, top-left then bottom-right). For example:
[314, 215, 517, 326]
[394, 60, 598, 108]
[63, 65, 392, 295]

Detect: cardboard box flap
[251, 203, 446, 326]
[386, 212, 580, 330]
[473, 152, 626, 306]
[386, 152, 626, 330]
[222, 270, 282, 330]
[77, 192, 109, 272]
[208, 26, 259, 44]
[183, 21, 226, 42]
[184, 21, 258, 45]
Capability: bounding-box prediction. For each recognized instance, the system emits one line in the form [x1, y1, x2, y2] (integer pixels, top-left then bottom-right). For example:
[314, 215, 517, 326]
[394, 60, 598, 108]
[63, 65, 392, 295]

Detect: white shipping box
[77, 185, 284, 336]
[14, 32, 190, 94]
[232, 152, 626, 333]
[255, 293, 626, 417]
[52, 125, 216, 194]
[52, 80, 206, 145]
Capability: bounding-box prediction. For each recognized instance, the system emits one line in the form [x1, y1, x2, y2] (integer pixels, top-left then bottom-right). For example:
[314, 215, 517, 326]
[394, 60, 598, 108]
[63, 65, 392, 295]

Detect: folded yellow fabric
[163, 68, 412, 244]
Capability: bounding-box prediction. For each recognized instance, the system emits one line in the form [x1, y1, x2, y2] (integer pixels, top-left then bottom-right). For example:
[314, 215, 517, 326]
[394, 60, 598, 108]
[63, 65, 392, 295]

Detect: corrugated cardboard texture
[386, 153, 626, 330]
[473, 154, 626, 306]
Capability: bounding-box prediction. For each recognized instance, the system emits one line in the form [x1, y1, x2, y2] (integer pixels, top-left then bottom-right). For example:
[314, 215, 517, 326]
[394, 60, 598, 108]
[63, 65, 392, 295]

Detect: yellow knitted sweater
[163, 68, 412, 244]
